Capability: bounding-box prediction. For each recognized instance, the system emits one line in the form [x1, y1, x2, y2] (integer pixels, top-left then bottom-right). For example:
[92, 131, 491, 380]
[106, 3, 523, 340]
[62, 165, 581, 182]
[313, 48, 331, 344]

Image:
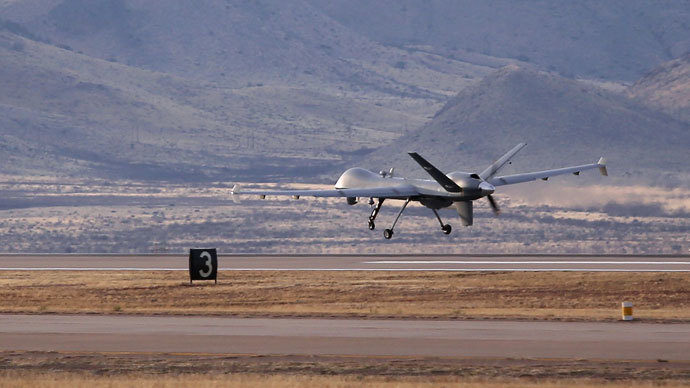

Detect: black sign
[189, 248, 217, 283]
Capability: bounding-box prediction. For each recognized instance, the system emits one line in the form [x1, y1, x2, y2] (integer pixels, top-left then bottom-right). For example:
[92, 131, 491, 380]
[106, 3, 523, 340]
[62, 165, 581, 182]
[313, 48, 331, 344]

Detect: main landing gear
[432, 209, 452, 235]
[383, 198, 410, 240]
[367, 198, 453, 239]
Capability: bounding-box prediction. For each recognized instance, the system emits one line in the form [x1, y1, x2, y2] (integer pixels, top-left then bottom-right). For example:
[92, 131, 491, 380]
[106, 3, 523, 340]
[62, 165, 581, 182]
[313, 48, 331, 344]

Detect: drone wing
[408, 152, 462, 192]
[231, 184, 420, 200]
[488, 157, 607, 186]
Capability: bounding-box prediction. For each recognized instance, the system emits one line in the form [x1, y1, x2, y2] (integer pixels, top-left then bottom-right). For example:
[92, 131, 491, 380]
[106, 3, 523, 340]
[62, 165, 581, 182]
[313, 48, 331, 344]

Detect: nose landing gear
[368, 198, 384, 231]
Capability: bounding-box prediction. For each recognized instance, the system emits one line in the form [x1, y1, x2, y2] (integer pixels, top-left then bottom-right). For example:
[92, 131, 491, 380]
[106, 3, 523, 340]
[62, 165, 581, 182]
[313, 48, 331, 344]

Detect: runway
[0, 314, 688, 360]
[1, 254, 689, 271]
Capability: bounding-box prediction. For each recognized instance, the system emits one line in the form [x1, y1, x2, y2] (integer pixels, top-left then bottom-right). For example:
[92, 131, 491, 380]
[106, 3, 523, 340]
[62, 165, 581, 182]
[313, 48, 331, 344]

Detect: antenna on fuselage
[379, 168, 395, 178]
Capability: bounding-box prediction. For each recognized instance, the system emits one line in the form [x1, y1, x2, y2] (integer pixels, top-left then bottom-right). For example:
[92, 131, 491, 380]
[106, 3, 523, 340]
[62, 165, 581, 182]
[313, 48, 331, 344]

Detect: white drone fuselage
[334, 167, 494, 206]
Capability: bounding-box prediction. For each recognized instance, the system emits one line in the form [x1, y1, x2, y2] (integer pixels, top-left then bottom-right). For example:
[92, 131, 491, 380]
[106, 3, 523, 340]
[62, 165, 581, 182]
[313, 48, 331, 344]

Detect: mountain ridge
[309, 0, 690, 81]
[358, 65, 690, 186]
[1, 1, 689, 184]
[629, 53, 690, 123]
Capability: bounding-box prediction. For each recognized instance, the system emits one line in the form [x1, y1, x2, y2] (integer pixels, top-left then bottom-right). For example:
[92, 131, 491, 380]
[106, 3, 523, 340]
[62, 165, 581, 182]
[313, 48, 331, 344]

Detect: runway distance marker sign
[189, 248, 217, 284]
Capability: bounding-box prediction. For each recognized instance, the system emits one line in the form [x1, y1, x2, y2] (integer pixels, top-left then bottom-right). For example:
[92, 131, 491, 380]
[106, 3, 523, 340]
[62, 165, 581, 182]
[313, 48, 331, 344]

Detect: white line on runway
[0, 268, 187, 271]
[366, 261, 690, 265]
[221, 268, 690, 272]
[1, 268, 690, 272]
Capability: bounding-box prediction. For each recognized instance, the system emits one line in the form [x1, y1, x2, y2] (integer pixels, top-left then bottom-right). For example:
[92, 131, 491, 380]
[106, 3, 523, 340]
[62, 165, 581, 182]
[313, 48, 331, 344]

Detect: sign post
[189, 248, 218, 284]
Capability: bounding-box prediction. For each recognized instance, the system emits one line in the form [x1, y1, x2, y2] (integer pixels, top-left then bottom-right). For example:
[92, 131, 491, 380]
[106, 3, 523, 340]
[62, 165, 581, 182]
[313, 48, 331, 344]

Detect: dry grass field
[2, 272, 689, 386]
[0, 270, 688, 321]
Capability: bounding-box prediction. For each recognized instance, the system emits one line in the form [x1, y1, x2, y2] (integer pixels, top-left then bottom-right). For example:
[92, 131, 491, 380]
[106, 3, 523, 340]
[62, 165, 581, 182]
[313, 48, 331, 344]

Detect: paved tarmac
[0, 254, 689, 271]
[0, 314, 688, 360]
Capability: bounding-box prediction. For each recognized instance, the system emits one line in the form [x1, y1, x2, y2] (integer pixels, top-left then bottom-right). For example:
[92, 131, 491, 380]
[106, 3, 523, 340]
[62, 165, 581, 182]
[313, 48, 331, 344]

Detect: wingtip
[597, 157, 608, 176]
[230, 184, 241, 203]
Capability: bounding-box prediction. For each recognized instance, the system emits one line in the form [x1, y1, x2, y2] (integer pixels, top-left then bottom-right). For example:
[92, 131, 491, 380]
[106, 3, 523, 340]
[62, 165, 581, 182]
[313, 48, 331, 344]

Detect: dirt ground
[0, 270, 688, 321]
[1, 351, 689, 387]
[1, 271, 689, 386]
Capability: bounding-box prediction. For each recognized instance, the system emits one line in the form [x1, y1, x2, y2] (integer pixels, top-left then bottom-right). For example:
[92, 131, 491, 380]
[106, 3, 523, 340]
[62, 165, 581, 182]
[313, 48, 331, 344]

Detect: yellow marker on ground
[621, 301, 633, 321]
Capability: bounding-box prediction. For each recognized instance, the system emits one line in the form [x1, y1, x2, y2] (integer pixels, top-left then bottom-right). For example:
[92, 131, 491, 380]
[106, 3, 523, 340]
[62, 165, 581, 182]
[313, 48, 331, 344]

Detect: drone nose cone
[479, 181, 495, 195]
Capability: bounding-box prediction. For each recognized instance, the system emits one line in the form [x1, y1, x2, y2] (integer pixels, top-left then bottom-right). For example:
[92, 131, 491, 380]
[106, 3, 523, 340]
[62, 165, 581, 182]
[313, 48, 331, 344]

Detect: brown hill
[1, 0, 488, 94]
[2, 1, 689, 182]
[629, 54, 690, 123]
[0, 31, 436, 180]
[361, 66, 690, 185]
[310, 0, 690, 81]
[1, 0, 497, 180]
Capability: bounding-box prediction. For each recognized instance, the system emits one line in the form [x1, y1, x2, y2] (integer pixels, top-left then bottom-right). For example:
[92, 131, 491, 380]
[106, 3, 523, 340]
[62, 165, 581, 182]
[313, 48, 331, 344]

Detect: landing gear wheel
[383, 229, 394, 239]
[442, 224, 452, 235]
[368, 221, 376, 230]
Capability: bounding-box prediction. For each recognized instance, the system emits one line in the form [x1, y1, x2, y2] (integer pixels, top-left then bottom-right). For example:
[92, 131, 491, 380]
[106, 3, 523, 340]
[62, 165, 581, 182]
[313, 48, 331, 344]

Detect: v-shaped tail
[479, 143, 527, 180]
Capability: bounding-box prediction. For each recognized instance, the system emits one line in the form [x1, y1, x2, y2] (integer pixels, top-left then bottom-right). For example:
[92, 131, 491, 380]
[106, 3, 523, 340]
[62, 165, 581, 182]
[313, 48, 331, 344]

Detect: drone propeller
[486, 194, 500, 215]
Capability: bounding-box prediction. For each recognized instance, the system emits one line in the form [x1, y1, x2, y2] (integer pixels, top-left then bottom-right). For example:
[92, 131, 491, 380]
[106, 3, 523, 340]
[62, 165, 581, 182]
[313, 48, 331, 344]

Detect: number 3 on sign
[199, 251, 213, 278]
[189, 248, 217, 284]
